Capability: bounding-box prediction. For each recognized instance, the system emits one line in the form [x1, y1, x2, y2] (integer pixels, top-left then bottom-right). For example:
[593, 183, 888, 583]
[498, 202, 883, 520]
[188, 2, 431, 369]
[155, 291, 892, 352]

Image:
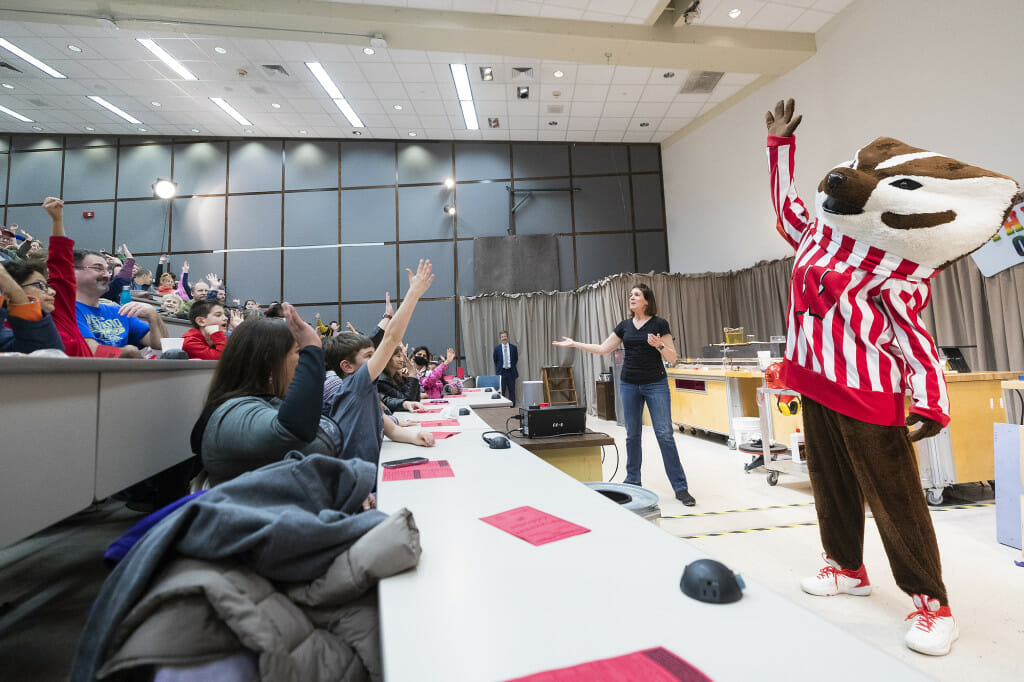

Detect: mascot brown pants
[802, 397, 948, 605]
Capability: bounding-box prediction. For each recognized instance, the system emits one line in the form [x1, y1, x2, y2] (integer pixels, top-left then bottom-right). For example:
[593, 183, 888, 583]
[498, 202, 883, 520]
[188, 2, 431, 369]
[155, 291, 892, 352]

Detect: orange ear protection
[776, 393, 800, 416]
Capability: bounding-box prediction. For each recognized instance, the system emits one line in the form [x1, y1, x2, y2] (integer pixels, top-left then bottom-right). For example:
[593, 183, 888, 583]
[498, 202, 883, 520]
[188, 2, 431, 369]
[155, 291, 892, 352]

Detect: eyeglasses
[76, 264, 112, 274]
[22, 281, 53, 293]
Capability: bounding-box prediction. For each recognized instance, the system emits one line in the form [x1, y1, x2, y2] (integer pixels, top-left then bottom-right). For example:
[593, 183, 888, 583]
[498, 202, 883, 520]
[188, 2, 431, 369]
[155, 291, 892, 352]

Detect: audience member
[75, 250, 167, 355]
[0, 259, 64, 353]
[376, 343, 423, 413]
[420, 347, 456, 399]
[243, 299, 260, 311]
[322, 260, 436, 464]
[160, 293, 185, 317]
[132, 267, 154, 292]
[182, 300, 239, 360]
[40, 197, 92, 357]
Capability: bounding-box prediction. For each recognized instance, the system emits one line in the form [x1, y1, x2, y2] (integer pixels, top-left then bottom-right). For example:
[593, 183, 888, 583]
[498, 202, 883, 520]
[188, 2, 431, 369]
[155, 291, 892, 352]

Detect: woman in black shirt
[553, 283, 695, 506]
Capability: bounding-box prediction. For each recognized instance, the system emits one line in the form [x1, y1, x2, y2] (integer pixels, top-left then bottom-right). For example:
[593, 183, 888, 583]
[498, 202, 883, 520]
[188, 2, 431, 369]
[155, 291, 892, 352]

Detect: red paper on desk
[416, 408, 443, 413]
[504, 647, 710, 682]
[420, 419, 459, 427]
[480, 506, 590, 546]
[463, 388, 483, 392]
[381, 459, 454, 481]
[430, 431, 459, 439]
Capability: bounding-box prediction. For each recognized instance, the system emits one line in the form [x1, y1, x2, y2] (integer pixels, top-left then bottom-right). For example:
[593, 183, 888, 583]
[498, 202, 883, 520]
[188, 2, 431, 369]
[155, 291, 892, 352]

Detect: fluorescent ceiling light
[0, 38, 66, 78]
[136, 38, 198, 80]
[728, 8, 742, 18]
[306, 62, 344, 99]
[209, 97, 252, 125]
[87, 95, 142, 124]
[333, 99, 365, 128]
[450, 63, 472, 101]
[460, 100, 479, 131]
[0, 104, 32, 122]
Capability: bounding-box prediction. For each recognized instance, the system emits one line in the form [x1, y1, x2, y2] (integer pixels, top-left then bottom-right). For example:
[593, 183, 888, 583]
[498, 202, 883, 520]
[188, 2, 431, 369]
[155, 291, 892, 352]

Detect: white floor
[588, 415, 1022, 681]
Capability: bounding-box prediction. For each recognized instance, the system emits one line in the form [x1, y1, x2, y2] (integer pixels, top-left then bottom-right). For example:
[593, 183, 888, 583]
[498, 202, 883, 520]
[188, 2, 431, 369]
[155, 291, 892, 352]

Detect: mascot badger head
[817, 137, 1018, 269]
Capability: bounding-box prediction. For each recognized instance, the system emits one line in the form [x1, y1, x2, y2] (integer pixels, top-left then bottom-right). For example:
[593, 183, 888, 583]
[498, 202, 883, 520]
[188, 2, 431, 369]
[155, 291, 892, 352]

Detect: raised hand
[552, 336, 576, 347]
[765, 98, 802, 137]
[346, 321, 357, 333]
[121, 243, 133, 259]
[159, 254, 168, 264]
[405, 259, 434, 298]
[230, 309, 243, 328]
[282, 302, 321, 349]
[181, 260, 189, 273]
[205, 273, 222, 287]
[445, 347, 455, 364]
[42, 197, 64, 221]
[385, 291, 394, 317]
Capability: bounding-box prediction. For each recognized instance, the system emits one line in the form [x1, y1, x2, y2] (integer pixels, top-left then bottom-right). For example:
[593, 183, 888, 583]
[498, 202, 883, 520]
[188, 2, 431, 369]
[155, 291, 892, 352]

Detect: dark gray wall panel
[401, 299, 456, 361]
[571, 144, 629, 176]
[632, 174, 665, 230]
[0, 153, 8, 207]
[557, 235, 576, 290]
[9, 150, 62, 205]
[226, 251, 280, 305]
[576, 233, 635, 285]
[173, 142, 227, 196]
[63, 146, 117, 202]
[177, 252, 225, 296]
[4, 204, 52, 241]
[285, 190, 338, 247]
[472, 235, 558, 295]
[454, 143, 510, 181]
[116, 199, 172, 254]
[636, 231, 669, 274]
[228, 141, 283, 194]
[341, 141, 395, 188]
[65, 202, 116, 254]
[512, 144, 568, 178]
[454, 182, 507, 238]
[12, 136, 62, 151]
[456, 240, 474, 296]
[341, 187, 395, 243]
[294, 304, 341, 327]
[117, 145, 172, 199]
[573, 176, 632, 232]
[340, 302, 383, 339]
[284, 247, 338, 304]
[399, 241, 454, 298]
[398, 185, 453, 241]
[286, 140, 339, 191]
[172, 195, 226, 252]
[342, 244, 397, 301]
[397, 142, 452, 185]
[630, 145, 660, 173]
[226, 194, 280, 249]
[513, 179, 573, 235]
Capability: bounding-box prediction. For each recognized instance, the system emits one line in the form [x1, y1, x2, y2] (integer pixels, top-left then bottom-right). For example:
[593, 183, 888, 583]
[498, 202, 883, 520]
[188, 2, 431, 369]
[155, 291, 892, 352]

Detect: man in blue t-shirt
[75, 250, 167, 354]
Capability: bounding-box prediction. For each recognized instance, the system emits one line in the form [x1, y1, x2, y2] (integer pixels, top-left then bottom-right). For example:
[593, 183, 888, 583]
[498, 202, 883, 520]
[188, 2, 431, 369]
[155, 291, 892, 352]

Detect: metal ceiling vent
[510, 66, 534, 81]
[679, 70, 723, 94]
[261, 64, 290, 77]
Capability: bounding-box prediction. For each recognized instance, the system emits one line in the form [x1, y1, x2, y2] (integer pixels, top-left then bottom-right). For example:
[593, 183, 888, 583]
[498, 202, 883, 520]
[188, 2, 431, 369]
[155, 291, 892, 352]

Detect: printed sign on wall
[971, 199, 1024, 276]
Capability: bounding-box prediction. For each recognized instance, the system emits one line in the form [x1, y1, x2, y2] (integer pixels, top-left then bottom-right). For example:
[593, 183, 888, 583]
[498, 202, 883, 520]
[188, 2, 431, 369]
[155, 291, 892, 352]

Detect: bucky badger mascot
[764, 99, 1017, 656]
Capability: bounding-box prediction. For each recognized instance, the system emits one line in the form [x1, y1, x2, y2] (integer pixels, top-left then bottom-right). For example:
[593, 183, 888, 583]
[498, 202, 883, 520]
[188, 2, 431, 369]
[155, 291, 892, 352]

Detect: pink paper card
[416, 408, 443, 414]
[504, 647, 710, 682]
[430, 431, 459, 439]
[480, 506, 590, 546]
[420, 419, 459, 427]
[381, 459, 454, 482]
[463, 388, 483, 392]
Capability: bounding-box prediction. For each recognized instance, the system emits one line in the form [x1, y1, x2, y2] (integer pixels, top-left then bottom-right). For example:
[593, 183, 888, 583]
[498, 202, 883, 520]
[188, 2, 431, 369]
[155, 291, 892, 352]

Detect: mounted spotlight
[443, 205, 456, 216]
[152, 178, 178, 199]
[443, 177, 455, 189]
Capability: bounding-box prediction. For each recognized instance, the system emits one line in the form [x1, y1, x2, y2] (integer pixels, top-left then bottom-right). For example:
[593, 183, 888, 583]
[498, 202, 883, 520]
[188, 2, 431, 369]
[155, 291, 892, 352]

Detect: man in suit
[493, 330, 519, 406]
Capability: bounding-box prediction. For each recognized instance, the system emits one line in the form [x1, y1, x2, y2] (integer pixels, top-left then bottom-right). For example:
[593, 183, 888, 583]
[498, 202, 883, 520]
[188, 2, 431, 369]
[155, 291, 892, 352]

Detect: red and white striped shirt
[767, 135, 949, 427]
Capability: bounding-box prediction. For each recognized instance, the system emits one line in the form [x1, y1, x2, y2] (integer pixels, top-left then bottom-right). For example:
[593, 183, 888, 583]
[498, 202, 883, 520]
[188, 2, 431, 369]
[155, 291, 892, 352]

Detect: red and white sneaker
[800, 555, 872, 596]
[905, 594, 958, 656]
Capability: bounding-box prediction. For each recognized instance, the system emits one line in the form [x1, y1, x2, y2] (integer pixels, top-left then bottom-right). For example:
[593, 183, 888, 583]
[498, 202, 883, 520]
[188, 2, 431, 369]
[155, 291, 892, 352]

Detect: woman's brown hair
[204, 318, 295, 408]
[630, 282, 657, 317]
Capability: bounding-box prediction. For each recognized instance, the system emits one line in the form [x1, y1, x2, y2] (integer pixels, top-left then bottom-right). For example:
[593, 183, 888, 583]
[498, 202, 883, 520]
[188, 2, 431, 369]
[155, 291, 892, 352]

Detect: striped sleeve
[878, 280, 950, 427]
[767, 135, 811, 249]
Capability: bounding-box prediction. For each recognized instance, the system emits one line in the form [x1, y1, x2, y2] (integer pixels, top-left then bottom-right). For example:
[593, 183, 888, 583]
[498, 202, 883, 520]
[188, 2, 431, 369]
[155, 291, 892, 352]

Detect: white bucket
[732, 417, 761, 448]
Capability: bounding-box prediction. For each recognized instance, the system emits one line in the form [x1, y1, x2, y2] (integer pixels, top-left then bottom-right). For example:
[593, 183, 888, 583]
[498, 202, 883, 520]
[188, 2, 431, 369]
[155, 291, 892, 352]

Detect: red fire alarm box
[82, 211, 95, 219]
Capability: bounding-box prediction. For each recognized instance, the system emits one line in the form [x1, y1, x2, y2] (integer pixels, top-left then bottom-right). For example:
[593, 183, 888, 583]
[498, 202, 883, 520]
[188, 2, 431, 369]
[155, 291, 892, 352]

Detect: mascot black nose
[826, 172, 846, 190]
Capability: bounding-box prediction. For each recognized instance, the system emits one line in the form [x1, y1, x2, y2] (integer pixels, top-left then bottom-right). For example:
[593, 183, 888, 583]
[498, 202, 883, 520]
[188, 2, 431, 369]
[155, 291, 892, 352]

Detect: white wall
[662, 0, 1024, 273]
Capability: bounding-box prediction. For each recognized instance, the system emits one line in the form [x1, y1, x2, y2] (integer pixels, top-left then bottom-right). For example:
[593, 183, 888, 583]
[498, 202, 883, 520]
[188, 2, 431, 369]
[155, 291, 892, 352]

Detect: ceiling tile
[639, 84, 681, 102]
[571, 84, 609, 101]
[606, 85, 644, 102]
[633, 102, 669, 117]
[602, 102, 636, 117]
[611, 66, 652, 84]
[359, 62, 403, 82]
[746, 3, 805, 30]
[576, 64, 615, 84]
[787, 8, 834, 32]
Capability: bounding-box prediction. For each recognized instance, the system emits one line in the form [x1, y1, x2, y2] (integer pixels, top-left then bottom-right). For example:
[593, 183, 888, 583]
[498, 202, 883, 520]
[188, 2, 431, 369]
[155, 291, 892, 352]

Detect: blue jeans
[620, 378, 689, 492]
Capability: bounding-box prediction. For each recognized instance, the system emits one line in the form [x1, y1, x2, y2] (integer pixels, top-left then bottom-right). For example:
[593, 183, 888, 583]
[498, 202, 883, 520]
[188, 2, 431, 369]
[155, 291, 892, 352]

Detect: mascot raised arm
[764, 98, 1017, 656]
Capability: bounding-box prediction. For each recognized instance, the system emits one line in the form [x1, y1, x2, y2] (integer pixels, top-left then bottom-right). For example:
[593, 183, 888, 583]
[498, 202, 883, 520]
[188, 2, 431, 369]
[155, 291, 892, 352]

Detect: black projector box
[520, 405, 587, 438]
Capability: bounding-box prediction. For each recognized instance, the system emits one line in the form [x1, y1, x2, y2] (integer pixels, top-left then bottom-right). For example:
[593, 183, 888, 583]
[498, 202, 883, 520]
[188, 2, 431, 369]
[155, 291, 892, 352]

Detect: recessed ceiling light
[663, 72, 675, 78]
[548, 120, 558, 126]
[138, 127, 147, 132]
[32, 125, 42, 131]
[209, 97, 252, 125]
[298, 129, 308, 135]
[214, 46, 227, 54]
[151, 101, 161, 107]
[639, 122, 650, 127]
[728, 8, 742, 18]
[363, 47, 375, 56]
[271, 102, 281, 109]
[243, 128, 254, 135]
[480, 66, 493, 81]
[84, 126, 95, 131]
[0, 38, 67, 78]
[1, 83, 12, 89]
[67, 44, 82, 53]
[88, 95, 142, 124]
[136, 38, 198, 81]
[352, 130, 363, 135]
[190, 128, 200, 133]
[0, 104, 33, 122]
[393, 104, 403, 111]
[553, 70, 564, 79]
[408, 132, 417, 137]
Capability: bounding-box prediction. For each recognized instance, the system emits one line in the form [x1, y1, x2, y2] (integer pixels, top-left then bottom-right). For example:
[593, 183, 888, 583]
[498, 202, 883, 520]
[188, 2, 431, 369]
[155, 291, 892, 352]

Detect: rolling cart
[754, 387, 809, 487]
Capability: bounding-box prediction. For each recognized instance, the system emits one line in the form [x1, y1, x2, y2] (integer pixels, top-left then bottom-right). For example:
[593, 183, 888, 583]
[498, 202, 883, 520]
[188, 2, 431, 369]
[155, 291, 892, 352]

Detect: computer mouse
[159, 349, 189, 360]
[680, 559, 745, 604]
[459, 407, 470, 415]
[491, 393, 500, 399]
[487, 435, 510, 449]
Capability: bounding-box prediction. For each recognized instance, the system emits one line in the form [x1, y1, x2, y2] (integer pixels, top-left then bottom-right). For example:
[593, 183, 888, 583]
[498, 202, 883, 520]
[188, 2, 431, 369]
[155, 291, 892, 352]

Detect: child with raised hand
[40, 197, 92, 357]
[322, 259, 436, 464]
[182, 299, 242, 360]
[420, 347, 456, 399]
